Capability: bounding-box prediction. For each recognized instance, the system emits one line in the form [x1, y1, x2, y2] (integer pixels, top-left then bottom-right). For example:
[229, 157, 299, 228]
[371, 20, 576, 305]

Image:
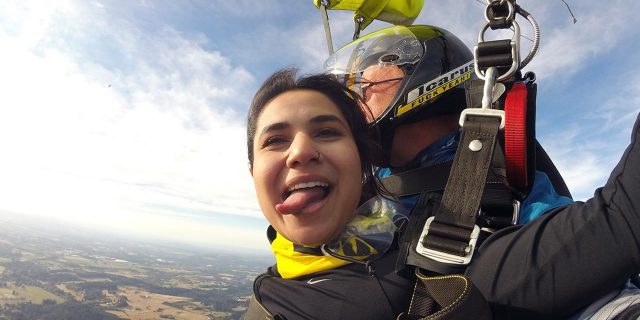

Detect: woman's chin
[287, 228, 336, 247]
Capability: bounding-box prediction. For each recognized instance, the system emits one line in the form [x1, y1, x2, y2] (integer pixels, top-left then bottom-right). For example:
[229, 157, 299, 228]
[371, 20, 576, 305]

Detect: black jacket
[249, 248, 413, 320]
[245, 113, 640, 320]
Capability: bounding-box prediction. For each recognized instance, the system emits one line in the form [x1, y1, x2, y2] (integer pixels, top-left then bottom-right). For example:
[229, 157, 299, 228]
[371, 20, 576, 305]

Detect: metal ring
[474, 20, 521, 82]
[484, 0, 515, 23]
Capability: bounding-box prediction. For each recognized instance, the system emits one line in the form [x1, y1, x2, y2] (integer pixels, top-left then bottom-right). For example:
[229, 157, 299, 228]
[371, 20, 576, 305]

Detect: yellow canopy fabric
[314, 0, 424, 30]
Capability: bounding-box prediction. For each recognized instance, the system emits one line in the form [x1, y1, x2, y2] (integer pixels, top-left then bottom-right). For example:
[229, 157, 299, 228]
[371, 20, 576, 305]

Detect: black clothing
[252, 249, 413, 320]
[247, 114, 640, 320]
[467, 115, 640, 319]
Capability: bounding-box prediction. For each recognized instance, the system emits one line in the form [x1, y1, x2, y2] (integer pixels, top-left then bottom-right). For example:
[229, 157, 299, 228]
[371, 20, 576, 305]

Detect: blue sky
[0, 0, 638, 253]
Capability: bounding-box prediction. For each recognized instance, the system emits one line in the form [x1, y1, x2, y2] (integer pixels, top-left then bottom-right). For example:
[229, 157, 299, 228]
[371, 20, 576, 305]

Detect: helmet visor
[324, 26, 423, 76]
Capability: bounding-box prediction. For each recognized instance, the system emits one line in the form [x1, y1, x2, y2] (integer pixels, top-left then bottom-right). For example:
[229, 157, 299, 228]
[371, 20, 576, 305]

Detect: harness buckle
[459, 108, 505, 129]
[478, 200, 521, 230]
[460, 66, 506, 129]
[415, 217, 480, 265]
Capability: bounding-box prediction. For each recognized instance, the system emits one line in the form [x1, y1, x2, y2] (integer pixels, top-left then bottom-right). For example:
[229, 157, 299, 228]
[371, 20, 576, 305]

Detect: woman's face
[251, 89, 362, 246]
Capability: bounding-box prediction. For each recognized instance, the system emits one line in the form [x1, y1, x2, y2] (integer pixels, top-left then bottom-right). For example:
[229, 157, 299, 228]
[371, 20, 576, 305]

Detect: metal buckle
[474, 19, 521, 82]
[415, 217, 480, 265]
[511, 200, 521, 225]
[459, 66, 506, 129]
[459, 108, 505, 130]
[478, 199, 522, 231]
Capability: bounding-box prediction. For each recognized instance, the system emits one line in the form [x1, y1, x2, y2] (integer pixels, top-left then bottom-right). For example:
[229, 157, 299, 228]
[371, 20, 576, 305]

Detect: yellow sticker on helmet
[396, 61, 474, 117]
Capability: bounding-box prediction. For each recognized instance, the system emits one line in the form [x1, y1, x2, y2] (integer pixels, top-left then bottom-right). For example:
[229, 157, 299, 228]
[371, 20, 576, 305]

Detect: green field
[0, 282, 65, 305]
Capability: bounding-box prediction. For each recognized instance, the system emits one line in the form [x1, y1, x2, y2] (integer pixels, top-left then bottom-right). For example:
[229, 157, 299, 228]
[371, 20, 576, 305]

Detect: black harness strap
[423, 114, 502, 256]
[380, 162, 453, 197]
[380, 160, 515, 230]
[397, 114, 502, 320]
[398, 272, 493, 320]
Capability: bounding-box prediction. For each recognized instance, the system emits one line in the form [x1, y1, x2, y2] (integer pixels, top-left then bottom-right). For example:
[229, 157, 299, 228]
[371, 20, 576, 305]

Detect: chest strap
[380, 162, 453, 197]
[419, 113, 502, 264]
[380, 160, 516, 231]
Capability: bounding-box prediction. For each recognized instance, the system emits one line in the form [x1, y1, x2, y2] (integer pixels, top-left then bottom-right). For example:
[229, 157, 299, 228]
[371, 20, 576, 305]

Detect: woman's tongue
[276, 187, 327, 214]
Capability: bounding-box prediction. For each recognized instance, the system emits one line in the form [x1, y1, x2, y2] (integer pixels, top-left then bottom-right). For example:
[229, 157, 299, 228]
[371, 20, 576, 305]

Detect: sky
[0, 0, 638, 253]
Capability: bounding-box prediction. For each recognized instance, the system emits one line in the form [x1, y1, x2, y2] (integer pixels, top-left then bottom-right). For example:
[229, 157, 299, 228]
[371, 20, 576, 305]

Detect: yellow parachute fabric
[314, 0, 424, 31]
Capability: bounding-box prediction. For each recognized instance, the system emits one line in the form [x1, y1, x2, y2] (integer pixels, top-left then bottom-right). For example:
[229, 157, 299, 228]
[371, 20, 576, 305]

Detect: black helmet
[324, 25, 474, 136]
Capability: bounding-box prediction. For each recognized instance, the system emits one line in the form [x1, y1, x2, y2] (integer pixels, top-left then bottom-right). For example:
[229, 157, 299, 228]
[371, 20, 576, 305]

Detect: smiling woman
[251, 89, 362, 246]
[247, 69, 383, 246]
[243, 69, 417, 319]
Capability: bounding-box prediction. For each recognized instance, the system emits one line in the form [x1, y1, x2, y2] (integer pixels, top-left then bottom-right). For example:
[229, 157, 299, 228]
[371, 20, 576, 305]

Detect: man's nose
[286, 133, 320, 168]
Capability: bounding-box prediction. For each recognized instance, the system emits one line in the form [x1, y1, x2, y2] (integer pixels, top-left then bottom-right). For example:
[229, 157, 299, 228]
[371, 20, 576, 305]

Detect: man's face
[359, 65, 404, 122]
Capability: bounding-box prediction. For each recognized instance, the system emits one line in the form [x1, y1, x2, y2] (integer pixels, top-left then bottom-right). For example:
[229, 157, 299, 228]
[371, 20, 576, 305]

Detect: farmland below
[0, 215, 272, 320]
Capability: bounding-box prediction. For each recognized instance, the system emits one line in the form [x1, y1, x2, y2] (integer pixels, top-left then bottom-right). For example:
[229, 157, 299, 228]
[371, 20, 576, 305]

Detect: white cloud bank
[0, 0, 638, 251]
[0, 1, 267, 249]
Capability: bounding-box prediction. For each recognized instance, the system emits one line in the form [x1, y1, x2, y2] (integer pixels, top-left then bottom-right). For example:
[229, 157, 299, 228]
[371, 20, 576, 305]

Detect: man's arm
[466, 113, 640, 318]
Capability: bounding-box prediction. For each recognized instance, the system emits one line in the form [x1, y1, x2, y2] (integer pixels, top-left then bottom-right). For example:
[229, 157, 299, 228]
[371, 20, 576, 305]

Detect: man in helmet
[325, 24, 640, 318]
[325, 25, 475, 169]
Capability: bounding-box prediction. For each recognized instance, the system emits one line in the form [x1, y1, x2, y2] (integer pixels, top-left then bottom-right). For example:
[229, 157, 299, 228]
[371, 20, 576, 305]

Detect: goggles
[325, 26, 423, 74]
[324, 26, 423, 94]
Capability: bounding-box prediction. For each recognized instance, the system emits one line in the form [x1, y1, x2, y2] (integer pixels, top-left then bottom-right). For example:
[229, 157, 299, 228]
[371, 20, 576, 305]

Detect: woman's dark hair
[247, 68, 385, 201]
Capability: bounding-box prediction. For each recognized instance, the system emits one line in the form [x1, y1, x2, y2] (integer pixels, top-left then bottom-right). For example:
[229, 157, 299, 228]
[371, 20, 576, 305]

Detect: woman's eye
[316, 128, 342, 138]
[262, 136, 287, 149]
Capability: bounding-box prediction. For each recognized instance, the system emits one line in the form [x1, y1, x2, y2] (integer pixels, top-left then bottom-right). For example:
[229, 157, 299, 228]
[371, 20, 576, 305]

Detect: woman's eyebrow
[258, 114, 346, 139]
[310, 114, 346, 126]
[259, 122, 289, 138]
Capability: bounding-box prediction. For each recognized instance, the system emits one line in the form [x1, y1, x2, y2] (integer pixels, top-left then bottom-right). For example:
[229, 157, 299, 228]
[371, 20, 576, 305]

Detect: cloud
[586, 73, 640, 134]
[539, 71, 640, 200]
[294, 10, 356, 72]
[538, 125, 611, 200]
[0, 0, 265, 247]
[415, 1, 485, 46]
[523, 0, 640, 81]
[1, 0, 638, 251]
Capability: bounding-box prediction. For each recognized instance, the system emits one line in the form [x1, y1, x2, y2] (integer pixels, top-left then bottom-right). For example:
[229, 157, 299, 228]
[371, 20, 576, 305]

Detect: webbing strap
[379, 161, 506, 197]
[397, 272, 492, 320]
[439, 115, 501, 229]
[505, 82, 528, 188]
[424, 115, 501, 256]
[380, 160, 516, 230]
[380, 162, 452, 197]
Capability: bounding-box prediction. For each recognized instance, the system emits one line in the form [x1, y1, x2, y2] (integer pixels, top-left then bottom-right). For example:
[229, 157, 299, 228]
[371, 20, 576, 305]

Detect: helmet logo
[396, 61, 475, 118]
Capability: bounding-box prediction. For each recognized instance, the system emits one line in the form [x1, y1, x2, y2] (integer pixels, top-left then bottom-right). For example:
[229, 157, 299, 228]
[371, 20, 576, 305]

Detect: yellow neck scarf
[268, 195, 405, 279]
[271, 232, 351, 279]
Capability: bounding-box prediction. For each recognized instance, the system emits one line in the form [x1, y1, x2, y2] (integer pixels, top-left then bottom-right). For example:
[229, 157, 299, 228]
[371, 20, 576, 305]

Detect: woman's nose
[286, 133, 320, 168]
